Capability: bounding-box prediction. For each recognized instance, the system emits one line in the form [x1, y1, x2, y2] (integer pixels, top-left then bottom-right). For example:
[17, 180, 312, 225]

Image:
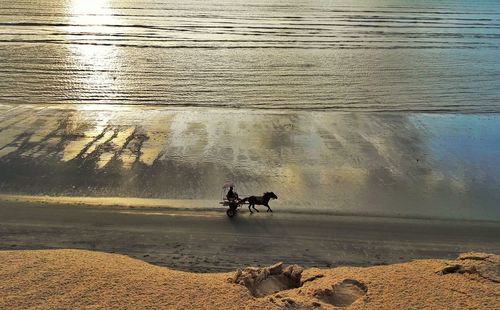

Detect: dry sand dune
[0, 250, 498, 309]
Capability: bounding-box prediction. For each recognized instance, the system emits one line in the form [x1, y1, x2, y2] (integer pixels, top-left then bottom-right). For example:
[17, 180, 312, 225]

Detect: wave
[0, 0, 499, 112]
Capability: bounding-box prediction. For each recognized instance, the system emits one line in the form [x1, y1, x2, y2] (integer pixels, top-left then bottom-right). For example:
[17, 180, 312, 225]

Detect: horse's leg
[252, 205, 259, 212]
[265, 204, 273, 212]
[248, 203, 253, 214]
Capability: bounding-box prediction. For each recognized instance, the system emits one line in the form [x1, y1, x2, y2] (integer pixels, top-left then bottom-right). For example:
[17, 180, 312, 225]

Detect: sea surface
[0, 0, 499, 111]
[0, 0, 500, 221]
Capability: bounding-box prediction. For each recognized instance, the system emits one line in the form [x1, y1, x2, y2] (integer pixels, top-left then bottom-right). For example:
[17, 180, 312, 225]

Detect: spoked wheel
[226, 208, 236, 217]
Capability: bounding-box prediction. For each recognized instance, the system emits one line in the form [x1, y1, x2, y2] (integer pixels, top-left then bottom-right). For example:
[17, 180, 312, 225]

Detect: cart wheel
[226, 208, 236, 217]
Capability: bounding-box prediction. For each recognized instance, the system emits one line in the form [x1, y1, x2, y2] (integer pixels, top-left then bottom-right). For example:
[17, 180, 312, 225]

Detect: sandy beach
[1, 83, 499, 310]
[1, 249, 498, 309]
[1, 0, 500, 308]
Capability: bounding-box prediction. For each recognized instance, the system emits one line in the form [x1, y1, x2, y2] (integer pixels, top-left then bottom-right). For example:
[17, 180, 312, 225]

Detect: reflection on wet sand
[0, 104, 499, 220]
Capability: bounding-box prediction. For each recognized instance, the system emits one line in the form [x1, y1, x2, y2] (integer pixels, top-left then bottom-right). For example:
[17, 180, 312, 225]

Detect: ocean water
[1, 1, 500, 220]
[0, 0, 499, 111]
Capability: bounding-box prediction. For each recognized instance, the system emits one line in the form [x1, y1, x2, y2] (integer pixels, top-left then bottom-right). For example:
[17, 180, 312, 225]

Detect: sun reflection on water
[65, 0, 123, 103]
[69, 0, 115, 32]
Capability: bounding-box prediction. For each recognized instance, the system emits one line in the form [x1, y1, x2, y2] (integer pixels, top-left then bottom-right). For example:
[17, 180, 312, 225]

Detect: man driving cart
[221, 182, 243, 217]
[226, 186, 240, 211]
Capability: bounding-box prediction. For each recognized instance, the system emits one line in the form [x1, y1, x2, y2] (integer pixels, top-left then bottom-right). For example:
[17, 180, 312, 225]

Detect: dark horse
[240, 192, 278, 213]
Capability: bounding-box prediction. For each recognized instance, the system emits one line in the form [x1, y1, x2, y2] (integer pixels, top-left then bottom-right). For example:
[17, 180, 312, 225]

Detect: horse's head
[264, 192, 278, 200]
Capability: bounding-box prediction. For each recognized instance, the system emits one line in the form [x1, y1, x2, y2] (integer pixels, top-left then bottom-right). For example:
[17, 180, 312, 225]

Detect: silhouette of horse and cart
[219, 181, 278, 217]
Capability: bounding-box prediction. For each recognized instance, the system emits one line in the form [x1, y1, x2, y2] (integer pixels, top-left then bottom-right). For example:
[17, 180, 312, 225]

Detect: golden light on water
[66, 0, 122, 101]
[69, 0, 113, 30]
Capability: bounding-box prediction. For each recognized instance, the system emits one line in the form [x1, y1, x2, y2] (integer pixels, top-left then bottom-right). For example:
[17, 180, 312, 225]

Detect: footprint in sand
[314, 279, 367, 307]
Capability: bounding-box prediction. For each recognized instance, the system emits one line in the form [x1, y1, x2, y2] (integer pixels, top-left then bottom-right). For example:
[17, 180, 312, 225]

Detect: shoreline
[4, 102, 500, 114]
[2, 194, 499, 223]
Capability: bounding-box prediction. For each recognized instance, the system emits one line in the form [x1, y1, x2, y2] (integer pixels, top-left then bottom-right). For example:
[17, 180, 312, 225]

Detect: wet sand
[1, 104, 499, 272]
[1, 199, 498, 272]
[1, 104, 500, 221]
